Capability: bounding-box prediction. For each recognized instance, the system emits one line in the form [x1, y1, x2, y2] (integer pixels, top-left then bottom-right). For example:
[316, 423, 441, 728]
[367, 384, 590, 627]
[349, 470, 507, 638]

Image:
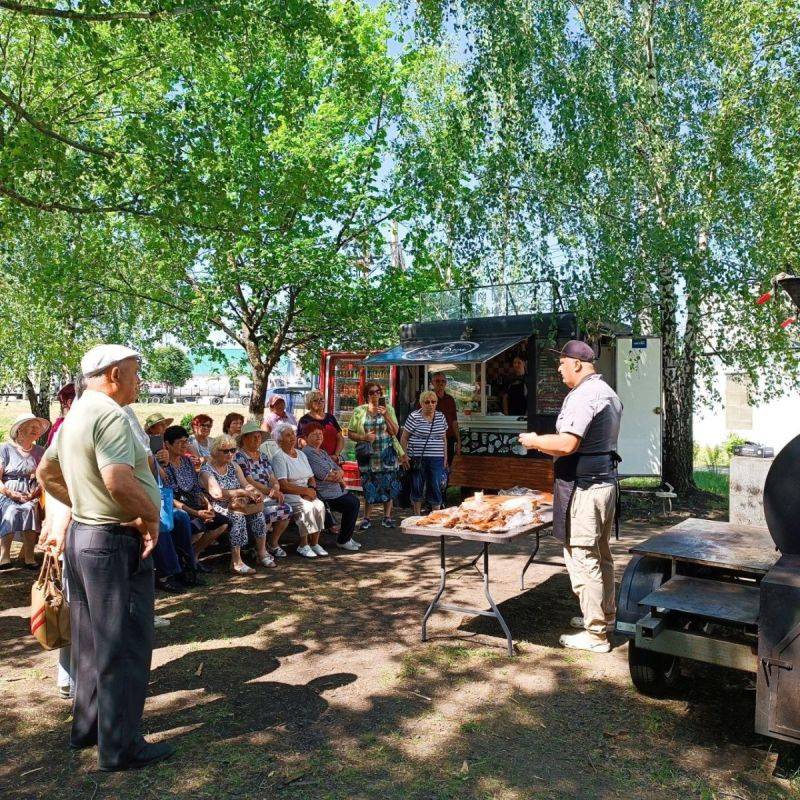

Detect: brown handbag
[30, 552, 70, 650]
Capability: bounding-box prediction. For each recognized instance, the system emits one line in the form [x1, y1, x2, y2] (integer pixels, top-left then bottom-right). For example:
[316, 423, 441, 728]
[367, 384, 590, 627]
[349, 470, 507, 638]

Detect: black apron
[552, 450, 622, 544]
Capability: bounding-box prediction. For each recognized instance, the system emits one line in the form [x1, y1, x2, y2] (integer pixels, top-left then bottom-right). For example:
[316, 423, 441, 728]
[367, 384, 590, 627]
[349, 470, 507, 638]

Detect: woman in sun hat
[143, 412, 174, 437]
[0, 413, 50, 570]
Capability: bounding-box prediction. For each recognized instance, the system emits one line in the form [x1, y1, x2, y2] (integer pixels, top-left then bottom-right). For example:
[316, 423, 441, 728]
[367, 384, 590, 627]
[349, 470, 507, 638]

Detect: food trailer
[362, 281, 663, 492]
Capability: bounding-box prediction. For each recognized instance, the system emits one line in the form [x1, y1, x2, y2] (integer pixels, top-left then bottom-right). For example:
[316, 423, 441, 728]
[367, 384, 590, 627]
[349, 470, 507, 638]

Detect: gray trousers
[64, 522, 155, 769]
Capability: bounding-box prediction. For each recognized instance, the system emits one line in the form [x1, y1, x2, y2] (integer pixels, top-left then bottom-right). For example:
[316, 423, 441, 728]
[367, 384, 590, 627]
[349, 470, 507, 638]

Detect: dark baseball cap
[548, 340, 596, 362]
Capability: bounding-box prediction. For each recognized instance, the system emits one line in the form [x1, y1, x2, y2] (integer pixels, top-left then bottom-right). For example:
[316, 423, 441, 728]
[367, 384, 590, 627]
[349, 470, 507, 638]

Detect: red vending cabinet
[319, 350, 397, 426]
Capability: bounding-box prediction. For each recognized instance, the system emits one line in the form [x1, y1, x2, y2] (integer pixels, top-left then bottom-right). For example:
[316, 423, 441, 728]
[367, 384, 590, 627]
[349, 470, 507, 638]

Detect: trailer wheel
[628, 643, 680, 696]
[210, 396, 222, 405]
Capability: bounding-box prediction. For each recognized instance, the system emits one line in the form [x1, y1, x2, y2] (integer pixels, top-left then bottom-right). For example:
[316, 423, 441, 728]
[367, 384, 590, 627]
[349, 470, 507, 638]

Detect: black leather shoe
[156, 576, 186, 594]
[99, 741, 176, 771]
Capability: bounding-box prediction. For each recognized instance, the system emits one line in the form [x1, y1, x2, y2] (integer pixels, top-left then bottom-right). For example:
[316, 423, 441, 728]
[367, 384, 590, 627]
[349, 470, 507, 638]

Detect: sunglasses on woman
[219, 448, 237, 454]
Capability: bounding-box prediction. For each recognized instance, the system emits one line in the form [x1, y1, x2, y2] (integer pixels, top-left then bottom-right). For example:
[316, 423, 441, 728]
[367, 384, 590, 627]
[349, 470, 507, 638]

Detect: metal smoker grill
[616, 433, 800, 744]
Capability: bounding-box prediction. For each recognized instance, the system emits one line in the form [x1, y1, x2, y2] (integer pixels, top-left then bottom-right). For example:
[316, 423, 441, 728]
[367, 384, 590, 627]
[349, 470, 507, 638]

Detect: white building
[694, 360, 800, 451]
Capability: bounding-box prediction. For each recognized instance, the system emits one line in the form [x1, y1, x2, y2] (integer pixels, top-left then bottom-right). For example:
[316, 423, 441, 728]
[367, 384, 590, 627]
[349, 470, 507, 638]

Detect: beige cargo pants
[563, 483, 617, 638]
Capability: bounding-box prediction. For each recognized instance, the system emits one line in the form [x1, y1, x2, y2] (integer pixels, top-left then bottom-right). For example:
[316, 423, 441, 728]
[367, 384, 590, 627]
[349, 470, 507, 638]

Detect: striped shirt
[403, 410, 447, 458]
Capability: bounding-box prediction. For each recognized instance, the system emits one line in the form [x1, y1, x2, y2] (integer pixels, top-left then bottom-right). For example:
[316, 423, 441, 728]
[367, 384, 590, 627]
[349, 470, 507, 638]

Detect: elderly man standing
[430, 372, 462, 465]
[38, 345, 175, 771]
[518, 341, 622, 654]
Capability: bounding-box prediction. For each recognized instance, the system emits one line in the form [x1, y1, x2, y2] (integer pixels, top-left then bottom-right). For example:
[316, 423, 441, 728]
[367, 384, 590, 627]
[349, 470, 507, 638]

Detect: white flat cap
[81, 344, 141, 377]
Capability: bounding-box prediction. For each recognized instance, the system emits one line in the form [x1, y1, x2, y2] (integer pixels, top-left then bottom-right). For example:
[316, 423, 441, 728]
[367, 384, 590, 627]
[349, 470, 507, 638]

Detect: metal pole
[421, 536, 447, 642]
[482, 542, 515, 656]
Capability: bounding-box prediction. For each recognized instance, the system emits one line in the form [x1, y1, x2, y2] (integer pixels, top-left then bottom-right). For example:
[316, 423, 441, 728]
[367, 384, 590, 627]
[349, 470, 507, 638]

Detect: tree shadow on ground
[2, 522, 798, 800]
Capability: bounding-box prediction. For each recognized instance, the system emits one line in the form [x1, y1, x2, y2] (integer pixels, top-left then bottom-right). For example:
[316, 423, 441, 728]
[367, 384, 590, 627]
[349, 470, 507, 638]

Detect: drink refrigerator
[318, 350, 397, 426]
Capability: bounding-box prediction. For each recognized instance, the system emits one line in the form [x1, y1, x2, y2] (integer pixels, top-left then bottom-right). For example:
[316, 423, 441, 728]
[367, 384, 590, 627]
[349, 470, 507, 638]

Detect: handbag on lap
[30, 552, 70, 650]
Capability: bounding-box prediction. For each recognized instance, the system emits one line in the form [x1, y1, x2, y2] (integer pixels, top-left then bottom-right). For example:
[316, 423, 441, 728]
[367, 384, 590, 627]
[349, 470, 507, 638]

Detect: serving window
[424, 340, 530, 418]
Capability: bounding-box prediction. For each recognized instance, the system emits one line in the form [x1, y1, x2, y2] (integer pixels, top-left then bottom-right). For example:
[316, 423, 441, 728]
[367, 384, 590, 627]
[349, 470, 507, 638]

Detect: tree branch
[0, 181, 145, 214]
[335, 204, 404, 251]
[0, 88, 116, 158]
[0, 0, 211, 22]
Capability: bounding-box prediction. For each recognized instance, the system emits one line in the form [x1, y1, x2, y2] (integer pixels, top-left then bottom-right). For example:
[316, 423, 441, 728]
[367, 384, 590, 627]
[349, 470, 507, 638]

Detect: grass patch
[693, 469, 729, 497]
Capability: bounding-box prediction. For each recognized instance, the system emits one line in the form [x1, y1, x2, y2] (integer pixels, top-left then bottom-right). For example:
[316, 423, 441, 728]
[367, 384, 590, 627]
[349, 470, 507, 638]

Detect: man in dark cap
[518, 340, 622, 653]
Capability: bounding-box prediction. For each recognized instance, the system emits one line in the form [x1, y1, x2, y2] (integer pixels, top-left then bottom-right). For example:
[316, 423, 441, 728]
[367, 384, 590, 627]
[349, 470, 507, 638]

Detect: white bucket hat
[9, 413, 51, 442]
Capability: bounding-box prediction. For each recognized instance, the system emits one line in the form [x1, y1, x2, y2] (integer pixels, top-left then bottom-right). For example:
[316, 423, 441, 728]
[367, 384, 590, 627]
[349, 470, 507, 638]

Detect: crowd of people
[0, 344, 463, 770]
[1, 336, 624, 771]
[1, 378, 460, 577]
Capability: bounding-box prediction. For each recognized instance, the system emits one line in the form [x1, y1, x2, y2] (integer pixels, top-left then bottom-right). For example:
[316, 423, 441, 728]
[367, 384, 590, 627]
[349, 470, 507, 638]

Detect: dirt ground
[2, 506, 799, 800]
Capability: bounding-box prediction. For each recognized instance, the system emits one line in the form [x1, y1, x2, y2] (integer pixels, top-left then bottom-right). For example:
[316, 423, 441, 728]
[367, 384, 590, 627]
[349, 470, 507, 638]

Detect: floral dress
[202, 463, 267, 548]
[0, 443, 44, 537]
[360, 411, 401, 504]
[234, 450, 293, 524]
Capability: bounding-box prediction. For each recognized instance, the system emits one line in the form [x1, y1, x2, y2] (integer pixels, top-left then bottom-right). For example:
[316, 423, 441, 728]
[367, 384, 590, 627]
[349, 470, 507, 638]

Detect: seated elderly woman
[270, 422, 327, 559]
[188, 414, 214, 460]
[234, 421, 293, 558]
[0, 414, 50, 570]
[222, 412, 244, 436]
[163, 425, 228, 569]
[262, 395, 298, 434]
[302, 422, 362, 551]
[297, 390, 344, 458]
[200, 434, 274, 574]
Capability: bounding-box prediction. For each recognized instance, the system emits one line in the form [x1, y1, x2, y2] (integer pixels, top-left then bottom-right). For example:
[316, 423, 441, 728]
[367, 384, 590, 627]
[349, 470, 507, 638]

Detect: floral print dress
[234, 450, 293, 524]
[202, 463, 267, 549]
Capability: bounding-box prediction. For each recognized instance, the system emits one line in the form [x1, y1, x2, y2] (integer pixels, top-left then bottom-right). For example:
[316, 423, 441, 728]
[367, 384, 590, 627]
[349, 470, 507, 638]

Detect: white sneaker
[570, 616, 615, 631]
[297, 544, 317, 558]
[559, 631, 611, 653]
[349, 538, 362, 548]
[311, 544, 328, 556]
[269, 546, 287, 558]
[337, 540, 360, 551]
[154, 615, 170, 629]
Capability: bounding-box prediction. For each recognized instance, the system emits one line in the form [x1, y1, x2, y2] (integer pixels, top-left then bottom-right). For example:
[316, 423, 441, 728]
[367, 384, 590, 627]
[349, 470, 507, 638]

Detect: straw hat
[144, 412, 174, 432]
[236, 420, 268, 445]
[9, 413, 51, 442]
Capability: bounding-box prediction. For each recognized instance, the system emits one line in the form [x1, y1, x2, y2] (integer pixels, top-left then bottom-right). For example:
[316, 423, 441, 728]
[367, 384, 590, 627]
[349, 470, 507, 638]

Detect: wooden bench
[448, 454, 553, 493]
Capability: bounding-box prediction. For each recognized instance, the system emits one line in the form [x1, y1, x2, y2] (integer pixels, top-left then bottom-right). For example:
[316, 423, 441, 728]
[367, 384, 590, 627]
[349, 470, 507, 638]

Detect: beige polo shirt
[44, 389, 160, 525]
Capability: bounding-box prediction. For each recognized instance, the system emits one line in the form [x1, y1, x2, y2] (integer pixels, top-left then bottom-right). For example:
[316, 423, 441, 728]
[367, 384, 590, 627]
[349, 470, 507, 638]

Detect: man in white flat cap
[38, 344, 175, 771]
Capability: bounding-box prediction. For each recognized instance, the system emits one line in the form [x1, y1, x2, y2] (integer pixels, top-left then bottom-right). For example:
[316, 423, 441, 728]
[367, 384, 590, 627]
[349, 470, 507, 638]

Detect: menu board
[535, 339, 569, 415]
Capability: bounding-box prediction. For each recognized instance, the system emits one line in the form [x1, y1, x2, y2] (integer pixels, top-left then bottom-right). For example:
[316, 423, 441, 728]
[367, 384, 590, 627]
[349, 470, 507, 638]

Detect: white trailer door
[615, 336, 662, 477]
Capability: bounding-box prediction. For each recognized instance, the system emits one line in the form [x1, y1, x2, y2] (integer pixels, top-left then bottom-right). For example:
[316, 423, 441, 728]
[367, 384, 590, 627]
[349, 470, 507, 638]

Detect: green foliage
[704, 445, 724, 472]
[724, 434, 748, 456]
[412, 0, 800, 490]
[0, 1, 466, 414]
[145, 345, 193, 390]
[180, 413, 194, 431]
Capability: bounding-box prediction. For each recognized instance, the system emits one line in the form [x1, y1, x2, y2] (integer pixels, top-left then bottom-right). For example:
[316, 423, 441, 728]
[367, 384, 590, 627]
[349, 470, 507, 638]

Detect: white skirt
[285, 495, 326, 536]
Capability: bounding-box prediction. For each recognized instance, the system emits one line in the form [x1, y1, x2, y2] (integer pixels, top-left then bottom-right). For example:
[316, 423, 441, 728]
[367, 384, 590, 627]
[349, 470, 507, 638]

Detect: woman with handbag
[400, 391, 449, 515]
[347, 382, 407, 530]
[200, 435, 273, 575]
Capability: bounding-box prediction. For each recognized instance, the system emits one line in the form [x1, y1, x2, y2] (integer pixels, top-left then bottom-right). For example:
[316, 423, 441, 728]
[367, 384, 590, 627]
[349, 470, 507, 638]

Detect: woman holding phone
[347, 382, 406, 530]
